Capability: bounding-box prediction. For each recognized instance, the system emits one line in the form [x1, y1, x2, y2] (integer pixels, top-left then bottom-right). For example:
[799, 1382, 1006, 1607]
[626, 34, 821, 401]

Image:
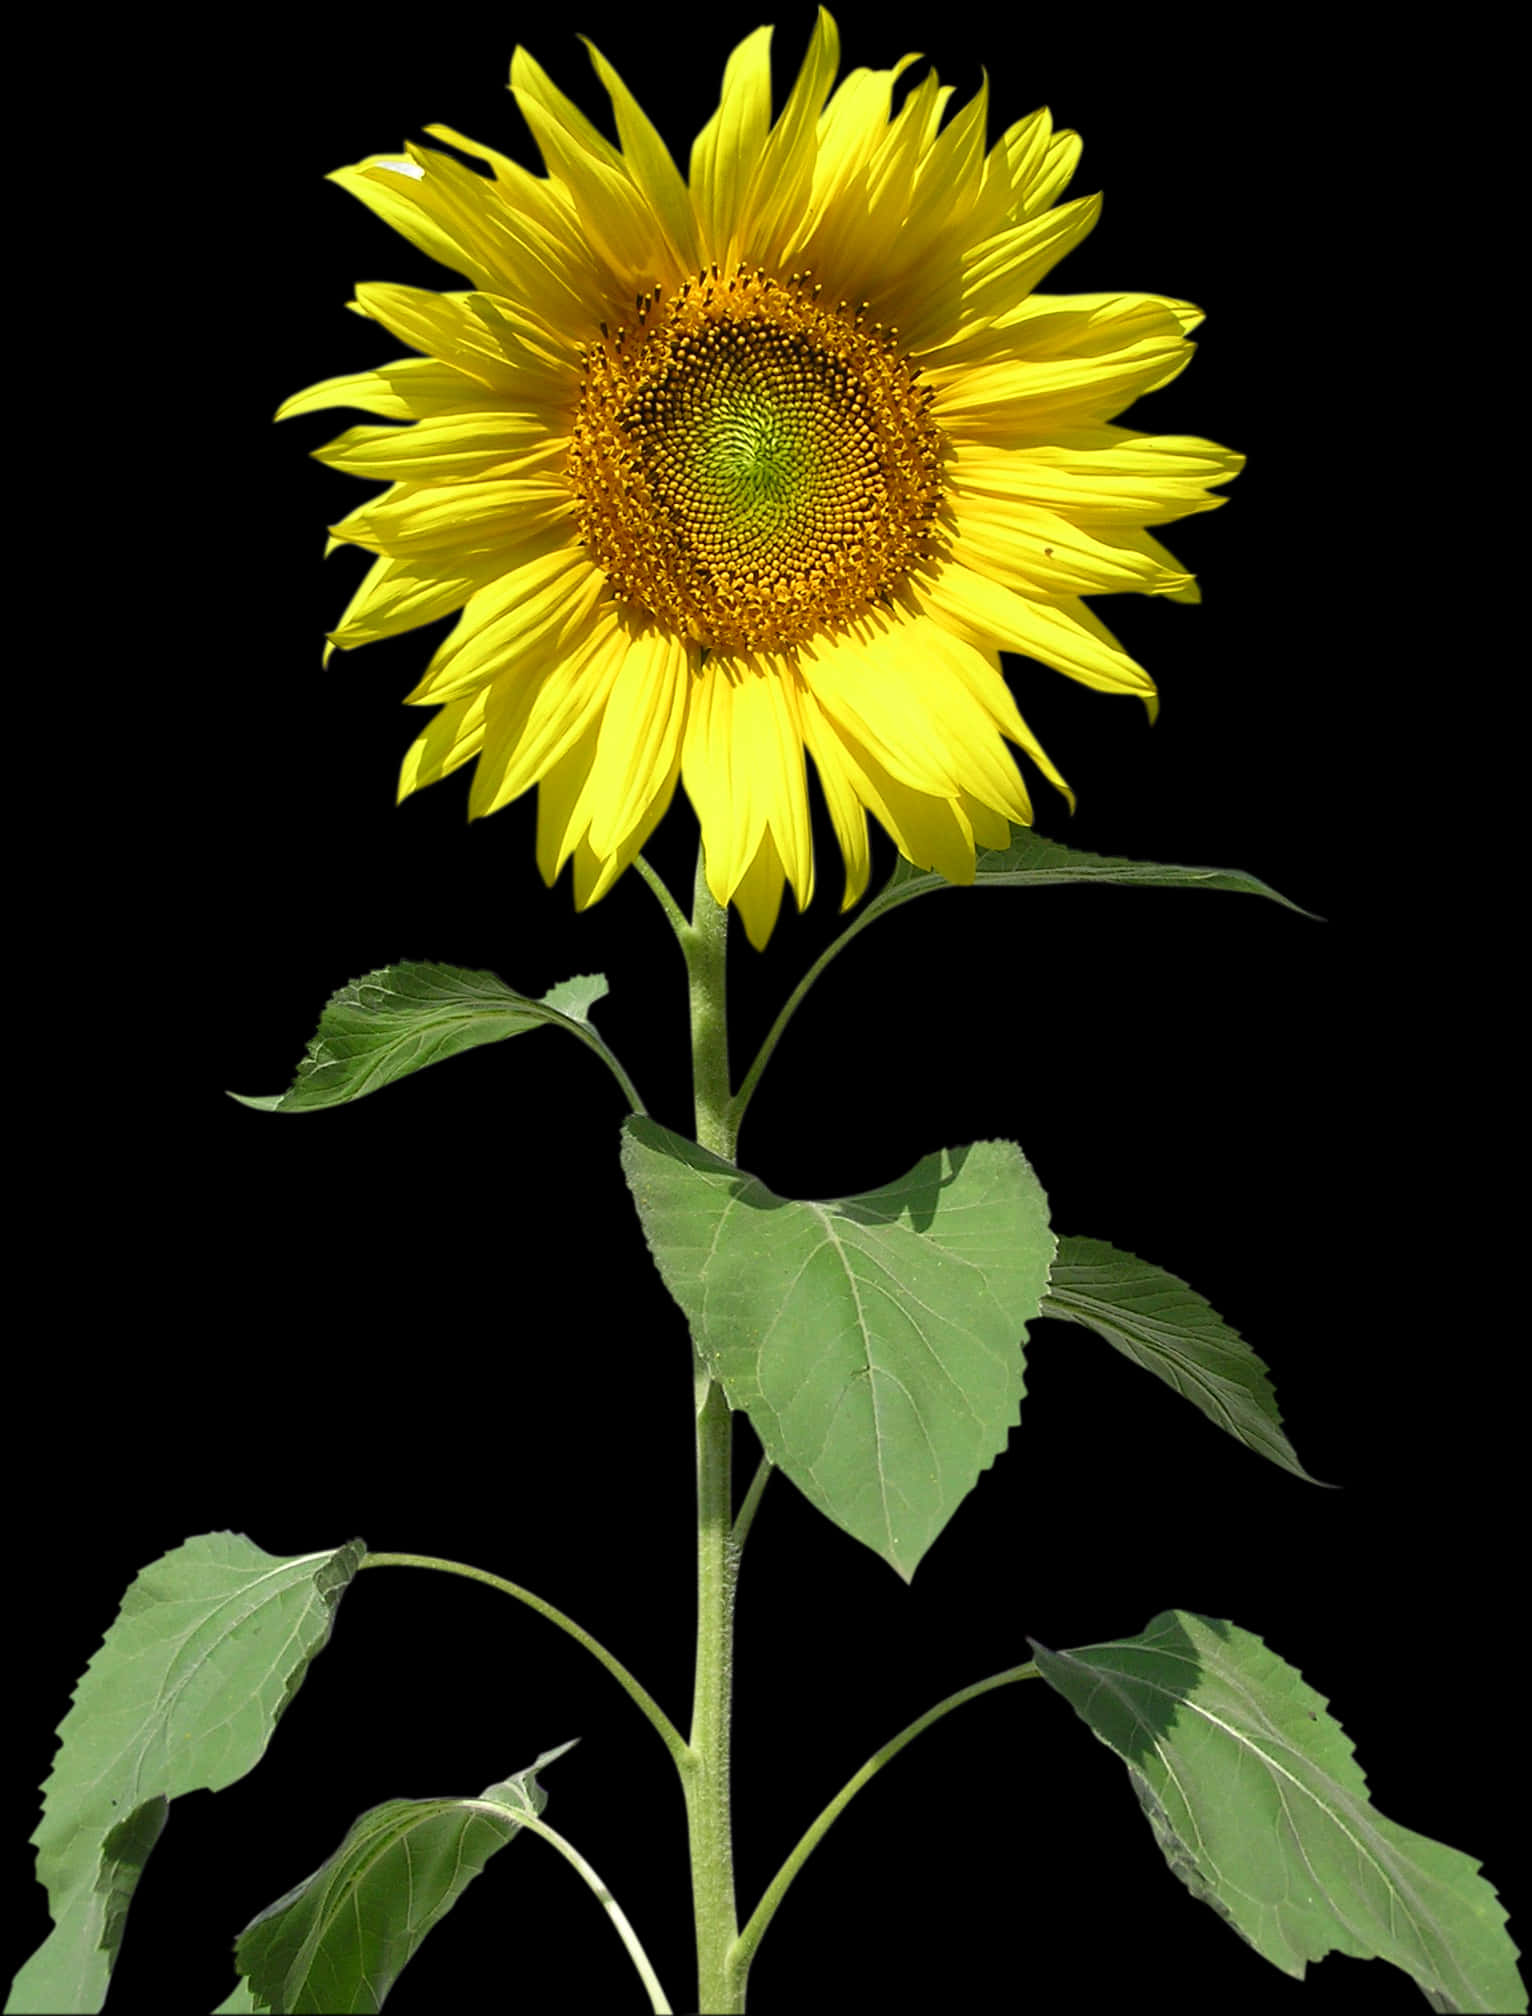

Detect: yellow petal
[894, 614, 1057, 814]
[800, 611, 1035, 818]
[577, 758, 683, 905]
[797, 685, 874, 909]
[329, 151, 502, 294]
[734, 666, 815, 912]
[512, 46, 683, 294]
[948, 428, 1244, 526]
[419, 122, 530, 190]
[327, 546, 514, 657]
[1132, 529, 1202, 604]
[405, 543, 603, 706]
[920, 560, 1157, 702]
[689, 26, 775, 267]
[1018, 129, 1083, 217]
[581, 627, 692, 858]
[960, 790, 1021, 850]
[928, 294, 1196, 431]
[400, 140, 611, 334]
[762, 673, 816, 912]
[734, 8, 841, 265]
[581, 38, 702, 276]
[536, 714, 602, 886]
[787, 57, 921, 291]
[815, 60, 919, 192]
[904, 193, 1102, 352]
[398, 688, 491, 802]
[469, 607, 631, 820]
[830, 713, 980, 885]
[312, 414, 567, 483]
[275, 357, 506, 424]
[797, 626, 960, 798]
[937, 636, 1074, 810]
[731, 826, 790, 950]
[327, 477, 573, 558]
[349, 284, 553, 398]
[682, 662, 758, 904]
[949, 492, 1196, 600]
[973, 108, 1054, 234]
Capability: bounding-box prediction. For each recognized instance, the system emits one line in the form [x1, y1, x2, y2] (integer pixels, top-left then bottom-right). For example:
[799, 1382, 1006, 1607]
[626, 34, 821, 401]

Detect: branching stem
[359, 1553, 687, 1769]
[731, 1663, 1041, 1980]
[459, 1800, 673, 2013]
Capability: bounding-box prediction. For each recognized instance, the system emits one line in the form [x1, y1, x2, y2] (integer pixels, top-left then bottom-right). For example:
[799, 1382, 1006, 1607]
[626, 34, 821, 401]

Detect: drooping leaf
[7, 1534, 365, 2016]
[229, 962, 621, 1111]
[214, 1744, 576, 2014]
[1041, 1234, 1322, 1482]
[874, 823, 1315, 921]
[621, 1117, 1054, 1579]
[1030, 1611, 1525, 2013]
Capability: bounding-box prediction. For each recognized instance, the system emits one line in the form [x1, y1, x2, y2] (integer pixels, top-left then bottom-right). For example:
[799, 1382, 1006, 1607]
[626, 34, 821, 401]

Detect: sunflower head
[282, 10, 1242, 946]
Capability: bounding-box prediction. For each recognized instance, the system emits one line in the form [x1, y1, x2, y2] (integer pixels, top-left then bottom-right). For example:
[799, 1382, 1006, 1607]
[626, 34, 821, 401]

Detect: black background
[9, 6, 1519, 2013]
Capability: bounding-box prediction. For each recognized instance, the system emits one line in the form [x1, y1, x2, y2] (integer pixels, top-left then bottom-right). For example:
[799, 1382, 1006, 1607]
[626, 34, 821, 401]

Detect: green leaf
[214, 1744, 576, 2014]
[872, 822, 1316, 922]
[229, 961, 617, 1111]
[621, 1117, 1054, 1579]
[1030, 1611, 1526, 2013]
[7, 1533, 365, 2016]
[1041, 1234, 1323, 1483]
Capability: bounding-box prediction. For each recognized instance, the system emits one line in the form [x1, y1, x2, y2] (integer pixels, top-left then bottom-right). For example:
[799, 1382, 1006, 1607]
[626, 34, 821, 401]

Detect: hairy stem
[678, 850, 745, 2011]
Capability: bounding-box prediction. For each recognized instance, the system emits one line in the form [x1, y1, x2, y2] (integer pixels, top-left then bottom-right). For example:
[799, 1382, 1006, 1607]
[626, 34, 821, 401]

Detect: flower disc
[570, 267, 943, 653]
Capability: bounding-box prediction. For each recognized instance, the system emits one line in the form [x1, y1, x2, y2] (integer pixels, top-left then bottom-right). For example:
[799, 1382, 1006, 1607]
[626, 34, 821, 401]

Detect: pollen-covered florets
[567, 265, 945, 653]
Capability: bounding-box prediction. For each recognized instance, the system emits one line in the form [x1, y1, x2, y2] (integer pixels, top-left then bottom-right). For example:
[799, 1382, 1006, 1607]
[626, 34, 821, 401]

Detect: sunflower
[280, 9, 1242, 947]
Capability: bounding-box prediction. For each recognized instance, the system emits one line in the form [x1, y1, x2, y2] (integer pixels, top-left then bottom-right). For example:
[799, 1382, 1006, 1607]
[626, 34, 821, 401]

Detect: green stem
[726, 881, 895, 1145]
[359, 1553, 687, 1770]
[635, 852, 692, 947]
[558, 1015, 648, 1117]
[689, 1378, 740, 2011]
[678, 849, 745, 2011]
[730, 1454, 773, 1557]
[459, 1801, 673, 2014]
[730, 1662, 1041, 1981]
[681, 850, 735, 1162]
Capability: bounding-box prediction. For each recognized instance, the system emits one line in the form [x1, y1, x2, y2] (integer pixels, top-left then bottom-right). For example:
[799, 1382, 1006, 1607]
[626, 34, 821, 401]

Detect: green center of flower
[568, 267, 944, 654]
